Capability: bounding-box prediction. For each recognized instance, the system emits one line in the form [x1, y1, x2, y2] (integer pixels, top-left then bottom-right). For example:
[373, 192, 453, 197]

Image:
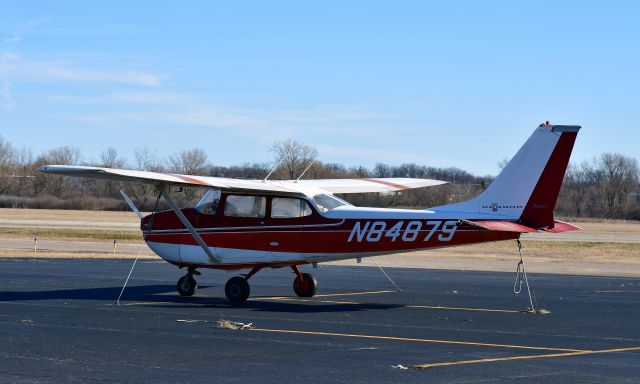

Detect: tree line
[0, 135, 638, 220]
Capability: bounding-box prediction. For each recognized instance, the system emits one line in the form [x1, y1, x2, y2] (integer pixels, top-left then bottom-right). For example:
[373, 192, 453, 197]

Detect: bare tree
[270, 139, 318, 179]
[127, 147, 164, 207]
[0, 135, 13, 169]
[98, 147, 127, 197]
[100, 147, 126, 168]
[556, 164, 588, 217]
[0, 135, 15, 194]
[598, 153, 639, 217]
[134, 147, 164, 172]
[167, 148, 209, 175]
[34, 146, 81, 196]
[1, 130, 639, 218]
[373, 163, 392, 178]
[13, 148, 34, 195]
[167, 148, 210, 200]
[580, 153, 639, 218]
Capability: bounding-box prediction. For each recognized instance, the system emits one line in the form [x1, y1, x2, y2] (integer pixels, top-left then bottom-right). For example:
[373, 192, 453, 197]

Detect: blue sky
[1, 1, 639, 175]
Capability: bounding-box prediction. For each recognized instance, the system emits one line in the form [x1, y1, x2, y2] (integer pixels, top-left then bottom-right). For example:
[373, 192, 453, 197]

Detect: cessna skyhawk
[39, 122, 580, 303]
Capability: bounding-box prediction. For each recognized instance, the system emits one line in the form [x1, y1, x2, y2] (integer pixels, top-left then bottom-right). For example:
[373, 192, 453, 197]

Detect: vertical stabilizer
[432, 123, 580, 228]
[517, 125, 580, 228]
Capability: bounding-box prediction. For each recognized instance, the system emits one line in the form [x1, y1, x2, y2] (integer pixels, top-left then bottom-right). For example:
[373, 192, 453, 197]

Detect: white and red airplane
[39, 122, 580, 303]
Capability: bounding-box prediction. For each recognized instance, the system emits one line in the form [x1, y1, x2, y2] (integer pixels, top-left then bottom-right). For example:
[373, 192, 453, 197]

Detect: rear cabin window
[271, 197, 312, 218]
[224, 195, 266, 218]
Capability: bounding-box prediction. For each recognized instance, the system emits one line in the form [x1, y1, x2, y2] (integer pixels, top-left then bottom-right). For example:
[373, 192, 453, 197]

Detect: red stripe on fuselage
[144, 220, 518, 254]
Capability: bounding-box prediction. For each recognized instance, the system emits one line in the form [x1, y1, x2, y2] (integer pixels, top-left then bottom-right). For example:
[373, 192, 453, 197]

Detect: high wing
[38, 165, 447, 195]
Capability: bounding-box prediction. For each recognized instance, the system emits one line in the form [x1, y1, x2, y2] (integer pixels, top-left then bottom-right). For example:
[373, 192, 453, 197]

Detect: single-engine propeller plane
[39, 122, 580, 303]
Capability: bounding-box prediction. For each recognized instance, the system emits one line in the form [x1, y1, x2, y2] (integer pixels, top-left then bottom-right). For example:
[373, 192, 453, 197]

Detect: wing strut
[119, 190, 143, 219]
[162, 191, 221, 263]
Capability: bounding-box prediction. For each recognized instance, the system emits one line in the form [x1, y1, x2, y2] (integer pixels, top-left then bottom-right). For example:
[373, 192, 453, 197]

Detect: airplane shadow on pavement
[0, 284, 401, 313]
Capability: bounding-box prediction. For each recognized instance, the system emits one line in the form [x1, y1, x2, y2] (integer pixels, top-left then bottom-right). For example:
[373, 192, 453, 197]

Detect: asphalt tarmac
[1, 258, 639, 383]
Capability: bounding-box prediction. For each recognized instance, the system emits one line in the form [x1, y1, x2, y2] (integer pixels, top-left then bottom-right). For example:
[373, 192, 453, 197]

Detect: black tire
[293, 273, 318, 297]
[177, 274, 197, 296]
[225, 276, 251, 304]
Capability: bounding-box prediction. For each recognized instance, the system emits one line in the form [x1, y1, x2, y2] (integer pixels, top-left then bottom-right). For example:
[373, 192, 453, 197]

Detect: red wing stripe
[363, 178, 410, 190]
[169, 174, 210, 186]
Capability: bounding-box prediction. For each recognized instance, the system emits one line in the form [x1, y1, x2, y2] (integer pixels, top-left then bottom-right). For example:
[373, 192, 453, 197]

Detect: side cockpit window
[224, 195, 266, 218]
[195, 189, 221, 215]
[271, 197, 312, 218]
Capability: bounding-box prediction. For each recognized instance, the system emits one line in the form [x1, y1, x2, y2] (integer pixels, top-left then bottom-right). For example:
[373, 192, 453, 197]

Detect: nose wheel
[176, 268, 200, 296]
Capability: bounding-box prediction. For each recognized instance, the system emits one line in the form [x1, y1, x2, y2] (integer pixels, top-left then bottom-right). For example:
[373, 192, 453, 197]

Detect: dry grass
[0, 228, 142, 241]
[418, 240, 640, 263]
[0, 208, 143, 223]
[0, 249, 156, 260]
[569, 220, 640, 234]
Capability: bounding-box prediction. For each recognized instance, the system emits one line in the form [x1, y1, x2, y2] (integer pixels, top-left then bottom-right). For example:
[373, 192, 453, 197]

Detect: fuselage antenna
[296, 159, 316, 182]
[263, 156, 285, 181]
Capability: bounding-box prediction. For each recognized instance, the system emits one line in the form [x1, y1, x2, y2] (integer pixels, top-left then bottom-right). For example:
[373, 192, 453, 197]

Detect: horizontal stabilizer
[541, 220, 582, 233]
[464, 220, 538, 233]
[465, 219, 581, 234]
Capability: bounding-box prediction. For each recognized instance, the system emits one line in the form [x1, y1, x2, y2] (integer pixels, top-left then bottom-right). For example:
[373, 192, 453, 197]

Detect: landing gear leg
[225, 266, 263, 304]
[177, 267, 200, 296]
[291, 266, 318, 297]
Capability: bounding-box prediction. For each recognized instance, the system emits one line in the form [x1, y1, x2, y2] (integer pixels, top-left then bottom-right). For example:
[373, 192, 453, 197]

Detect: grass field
[0, 228, 142, 240]
[0, 208, 141, 222]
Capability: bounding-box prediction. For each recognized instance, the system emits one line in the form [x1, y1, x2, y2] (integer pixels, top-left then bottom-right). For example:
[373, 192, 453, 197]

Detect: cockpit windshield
[195, 189, 221, 215]
[312, 193, 350, 213]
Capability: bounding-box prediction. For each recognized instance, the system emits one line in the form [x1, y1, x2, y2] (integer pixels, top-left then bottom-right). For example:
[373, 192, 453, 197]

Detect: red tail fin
[519, 127, 579, 229]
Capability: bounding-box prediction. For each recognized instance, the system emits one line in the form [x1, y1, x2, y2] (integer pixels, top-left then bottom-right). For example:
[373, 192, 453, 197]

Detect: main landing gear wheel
[177, 273, 197, 296]
[293, 273, 318, 297]
[225, 276, 251, 304]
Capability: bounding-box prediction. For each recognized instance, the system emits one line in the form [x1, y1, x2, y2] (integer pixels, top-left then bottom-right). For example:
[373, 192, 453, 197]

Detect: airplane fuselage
[142, 192, 519, 270]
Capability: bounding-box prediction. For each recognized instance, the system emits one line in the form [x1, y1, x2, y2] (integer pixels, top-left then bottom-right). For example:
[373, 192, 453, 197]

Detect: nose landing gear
[176, 268, 200, 296]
